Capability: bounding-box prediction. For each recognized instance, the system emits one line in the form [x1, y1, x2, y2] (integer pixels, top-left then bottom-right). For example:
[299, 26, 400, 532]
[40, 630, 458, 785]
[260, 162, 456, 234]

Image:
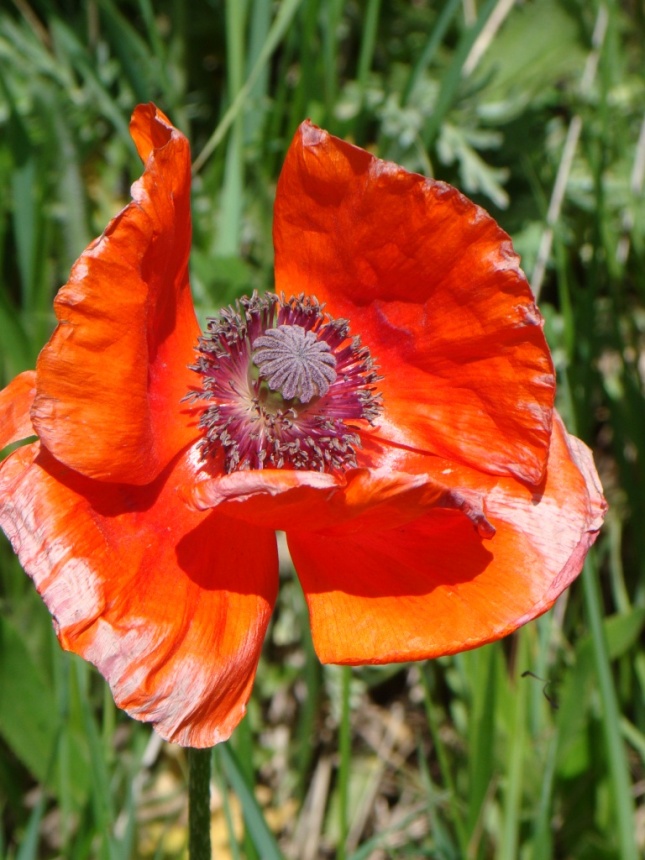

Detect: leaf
[603, 607, 645, 659]
[0, 615, 59, 784]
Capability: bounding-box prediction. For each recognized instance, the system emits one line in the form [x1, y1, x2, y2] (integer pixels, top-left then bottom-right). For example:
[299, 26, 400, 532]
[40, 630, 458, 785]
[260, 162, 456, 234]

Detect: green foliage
[0, 0, 643, 857]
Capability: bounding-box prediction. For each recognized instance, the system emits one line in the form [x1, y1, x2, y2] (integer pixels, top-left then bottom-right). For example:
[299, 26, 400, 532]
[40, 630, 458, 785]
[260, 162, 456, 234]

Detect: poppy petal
[186, 460, 494, 537]
[31, 104, 200, 484]
[274, 122, 555, 484]
[288, 415, 605, 663]
[0, 443, 278, 747]
[0, 371, 36, 449]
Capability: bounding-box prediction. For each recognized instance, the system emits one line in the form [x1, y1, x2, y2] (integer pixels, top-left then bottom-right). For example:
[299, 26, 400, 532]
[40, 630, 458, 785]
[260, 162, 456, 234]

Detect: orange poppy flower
[0, 104, 606, 748]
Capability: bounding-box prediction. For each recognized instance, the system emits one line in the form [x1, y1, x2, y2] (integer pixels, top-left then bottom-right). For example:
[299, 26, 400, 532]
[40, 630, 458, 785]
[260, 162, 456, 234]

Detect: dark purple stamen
[188, 292, 381, 473]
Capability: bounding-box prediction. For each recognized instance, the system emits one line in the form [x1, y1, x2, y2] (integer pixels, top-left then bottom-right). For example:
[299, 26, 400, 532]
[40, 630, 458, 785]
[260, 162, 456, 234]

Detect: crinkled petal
[0, 443, 278, 747]
[32, 104, 200, 484]
[288, 414, 605, 663]
[0, 371, 36, 449]
[274, 122, 555, 483]
[186, 455, 495, 537]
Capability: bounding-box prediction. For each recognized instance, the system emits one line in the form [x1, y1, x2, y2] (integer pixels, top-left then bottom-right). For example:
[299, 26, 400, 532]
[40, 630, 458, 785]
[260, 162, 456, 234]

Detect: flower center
[253, 324, 337, 402]
[189, 292, 381, 473]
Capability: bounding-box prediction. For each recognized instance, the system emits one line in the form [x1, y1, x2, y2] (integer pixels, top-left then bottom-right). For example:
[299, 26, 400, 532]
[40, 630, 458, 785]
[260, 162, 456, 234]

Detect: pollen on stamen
[187, 291, 382, 474]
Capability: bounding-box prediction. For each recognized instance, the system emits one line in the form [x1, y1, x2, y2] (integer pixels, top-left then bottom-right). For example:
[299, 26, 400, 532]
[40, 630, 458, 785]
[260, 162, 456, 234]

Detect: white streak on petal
[43, 556, 102, 630]
[0, 471, 104, 633]
[84, 617, 161, 702]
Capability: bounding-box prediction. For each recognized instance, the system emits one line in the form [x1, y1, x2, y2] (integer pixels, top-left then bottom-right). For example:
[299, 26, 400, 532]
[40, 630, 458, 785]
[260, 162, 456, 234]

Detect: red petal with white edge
[0, 370, 36, 449]
[274, 122, 555, 484]
[288, 415, 606, 664]
[0, 443, 278, 747]
[32, 104, 200, 485]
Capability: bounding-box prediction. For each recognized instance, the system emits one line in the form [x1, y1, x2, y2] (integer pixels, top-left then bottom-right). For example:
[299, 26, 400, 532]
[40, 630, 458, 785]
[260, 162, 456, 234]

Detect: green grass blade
[465, 644, 496, 839]
[530, 729, 558, 860]
[15, 731, 62, 860]
[192, 0, 303, 172]
[582, 553, 638, 860]
[217, 743, 285, 860]
[499, 633, 527, 860]
[355, 0, 381, 99]
[234, 713, 260, 860]
[423, 0, 500, 148]
[0, 293, 33, 376]
[402, 0, 461, 105]
[212, 747, 243, 860]
[97, 0, 158, 103]
[245, 0, 272, 143]
[420, 664, 468, 854]
[215, 0, 246, 257]
[321, 0, 345, 120]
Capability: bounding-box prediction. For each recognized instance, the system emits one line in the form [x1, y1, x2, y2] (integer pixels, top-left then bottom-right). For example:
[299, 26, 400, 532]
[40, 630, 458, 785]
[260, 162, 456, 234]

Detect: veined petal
[0, 371, 36, 450]
[274, 122, 555, 484]
[0, 443, 278, 747]
[288, 414, 605, 664]
[32, 104, 200, 484]
[186, 455, 494, 537]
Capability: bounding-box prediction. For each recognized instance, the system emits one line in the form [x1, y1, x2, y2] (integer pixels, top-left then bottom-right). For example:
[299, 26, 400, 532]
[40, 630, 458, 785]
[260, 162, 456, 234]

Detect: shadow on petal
[289, 509, 498, 664]
[292, 508, 493, 600]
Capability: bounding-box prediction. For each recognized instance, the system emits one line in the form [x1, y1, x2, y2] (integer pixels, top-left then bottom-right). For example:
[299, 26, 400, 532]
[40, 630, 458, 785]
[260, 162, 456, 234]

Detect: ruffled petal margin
[0, 443, 278, 747]
[274, 122, 555, 484]
[288, 415, 606, 664]
[31, 104, 200, 485]
[186, 457, 495, 538]
[0, 370, 36, 449]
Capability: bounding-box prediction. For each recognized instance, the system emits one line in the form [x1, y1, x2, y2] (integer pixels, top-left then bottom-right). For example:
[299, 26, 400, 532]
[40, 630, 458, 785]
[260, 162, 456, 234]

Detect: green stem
[188, 747, 212, 860]
[337, 666, 351, 860]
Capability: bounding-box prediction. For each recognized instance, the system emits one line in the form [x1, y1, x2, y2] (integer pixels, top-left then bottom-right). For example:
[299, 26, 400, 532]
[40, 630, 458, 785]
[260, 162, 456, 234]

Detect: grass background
[0, 0, 644, 857]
